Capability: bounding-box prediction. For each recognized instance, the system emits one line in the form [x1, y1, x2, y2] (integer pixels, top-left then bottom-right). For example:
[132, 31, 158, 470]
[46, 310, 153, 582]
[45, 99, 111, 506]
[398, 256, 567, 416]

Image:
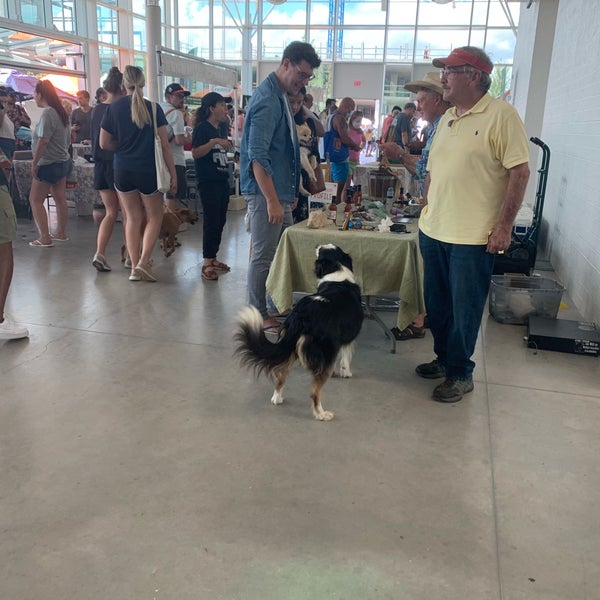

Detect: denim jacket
[240, 72, 300, 203]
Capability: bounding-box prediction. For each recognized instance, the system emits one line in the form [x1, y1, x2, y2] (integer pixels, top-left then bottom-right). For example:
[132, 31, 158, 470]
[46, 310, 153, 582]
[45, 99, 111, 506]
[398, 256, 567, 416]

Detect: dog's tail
[233, 306, 298, 377]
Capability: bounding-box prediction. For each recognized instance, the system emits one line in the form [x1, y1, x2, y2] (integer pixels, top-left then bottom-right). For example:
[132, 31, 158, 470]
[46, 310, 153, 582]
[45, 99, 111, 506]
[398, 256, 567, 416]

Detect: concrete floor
[1, 210, 599, 600]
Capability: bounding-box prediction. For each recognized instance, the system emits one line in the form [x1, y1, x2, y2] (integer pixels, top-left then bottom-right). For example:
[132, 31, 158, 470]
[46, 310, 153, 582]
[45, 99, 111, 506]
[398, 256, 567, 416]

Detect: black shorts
[36, 159, 73, 185]
[166, 164, 187, 200]
[93, 159, 115, 191]
[114, 169, 158, 195]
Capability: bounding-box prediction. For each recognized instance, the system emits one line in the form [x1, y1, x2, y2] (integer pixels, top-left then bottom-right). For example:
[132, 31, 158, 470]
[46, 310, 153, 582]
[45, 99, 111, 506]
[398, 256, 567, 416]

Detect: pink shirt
[348, 128, 363, 161]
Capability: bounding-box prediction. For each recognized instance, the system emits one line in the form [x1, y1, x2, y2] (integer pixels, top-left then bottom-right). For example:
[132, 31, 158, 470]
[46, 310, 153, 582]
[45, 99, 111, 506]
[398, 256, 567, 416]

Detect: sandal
[211, 259, 231, 272]
[29, 239, 54, 248]
[51, 234, 69, 242]
[201, 265, 219, 280]
[391, 324, 426, 341]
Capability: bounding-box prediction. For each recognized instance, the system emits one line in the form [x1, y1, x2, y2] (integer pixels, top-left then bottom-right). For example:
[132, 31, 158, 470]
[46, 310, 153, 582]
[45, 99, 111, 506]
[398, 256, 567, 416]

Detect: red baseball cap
[432, 48, 493, 75]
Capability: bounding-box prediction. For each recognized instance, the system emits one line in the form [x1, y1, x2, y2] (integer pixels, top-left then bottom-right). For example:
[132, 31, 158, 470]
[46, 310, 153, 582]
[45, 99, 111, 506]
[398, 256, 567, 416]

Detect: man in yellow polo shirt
[416, 46, 530, 403]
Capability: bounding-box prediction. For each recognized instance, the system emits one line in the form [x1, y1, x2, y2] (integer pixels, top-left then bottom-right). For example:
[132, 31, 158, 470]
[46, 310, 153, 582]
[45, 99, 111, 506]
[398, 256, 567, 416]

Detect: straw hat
[404, 72, 444, 96]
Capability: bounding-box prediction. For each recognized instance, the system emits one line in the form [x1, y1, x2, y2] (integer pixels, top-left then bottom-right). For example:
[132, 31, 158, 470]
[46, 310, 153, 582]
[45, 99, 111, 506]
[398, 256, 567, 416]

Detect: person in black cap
[162, 83, 192, 210]
[191, 92, 233, 280]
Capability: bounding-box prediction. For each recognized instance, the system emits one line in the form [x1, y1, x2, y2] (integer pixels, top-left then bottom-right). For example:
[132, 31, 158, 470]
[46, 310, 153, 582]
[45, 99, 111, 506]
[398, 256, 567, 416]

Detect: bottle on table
[386, 186, 394, 207]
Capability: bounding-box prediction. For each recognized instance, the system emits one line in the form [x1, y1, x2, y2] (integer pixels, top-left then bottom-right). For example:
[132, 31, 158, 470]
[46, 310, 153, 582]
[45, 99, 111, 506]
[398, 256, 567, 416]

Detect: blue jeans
[246, 195, 293, 318]
[418, 230, 495, 380]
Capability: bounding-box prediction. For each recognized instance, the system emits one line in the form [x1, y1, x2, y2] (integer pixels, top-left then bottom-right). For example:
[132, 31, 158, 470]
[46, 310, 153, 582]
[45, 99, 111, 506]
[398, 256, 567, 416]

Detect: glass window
[417, 0, 473, 27]
[178, 29, 211, 57]
[132, 0, 145, 16]
[260, 28, 306, 60]
[387, 0, 417, 26]
[97, 5, 118, 46]
[133, 17, 146, 51]
[309, 0, 332, 26]
[343, 0, 386, 26]
[262, 1, 307, 27]
[133, 53, 147, 73]
[179, 0, 210, 27]
[384, 64, 413, 99]
[471, 0, 491, 27]
[415, 28, 470, 64]
[468, 28, 486, 48]
[308, 29, 334, 62]
[19, 0, 45, 27]
[338, 29, 386, 61]
[98, 44, 119, 79]
[487, 1, 520, 27]
[212, 28, 242, 61]
[52, 0, 76, 34]
[385, 28, 416, 63]
[485, 28, 517, 64]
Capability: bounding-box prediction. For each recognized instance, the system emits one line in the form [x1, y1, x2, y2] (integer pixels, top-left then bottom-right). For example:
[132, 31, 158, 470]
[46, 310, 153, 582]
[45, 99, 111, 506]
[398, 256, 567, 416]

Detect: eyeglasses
[292, 63, 315, 82]
[440, 67, 474, 79]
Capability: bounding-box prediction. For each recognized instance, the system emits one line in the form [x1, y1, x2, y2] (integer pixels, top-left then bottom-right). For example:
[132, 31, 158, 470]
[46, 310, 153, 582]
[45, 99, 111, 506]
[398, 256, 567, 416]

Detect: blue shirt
[101, 96, 167, 172]
[415, 115, 442, 183]
[240, 72, 300, 203]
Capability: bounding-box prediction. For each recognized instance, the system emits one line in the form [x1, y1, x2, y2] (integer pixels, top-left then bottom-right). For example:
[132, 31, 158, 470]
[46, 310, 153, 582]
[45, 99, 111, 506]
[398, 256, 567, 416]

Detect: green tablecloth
[266, 220, 425, 330]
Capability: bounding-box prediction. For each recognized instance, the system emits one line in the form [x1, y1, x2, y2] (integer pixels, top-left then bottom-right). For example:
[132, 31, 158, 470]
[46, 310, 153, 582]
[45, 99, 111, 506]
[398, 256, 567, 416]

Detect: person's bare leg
[28, 179, 52, 244]
[117, 190, 144, 269]
[0, 242, 13, 320]
[96, 189, 120, 256]
[50, 179, 68, 239]
[138, 191, 164, 267]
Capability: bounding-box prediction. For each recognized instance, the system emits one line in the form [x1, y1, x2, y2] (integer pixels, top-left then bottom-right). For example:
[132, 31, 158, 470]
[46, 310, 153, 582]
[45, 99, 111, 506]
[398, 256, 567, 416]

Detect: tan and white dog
[296, 122, 318, 196]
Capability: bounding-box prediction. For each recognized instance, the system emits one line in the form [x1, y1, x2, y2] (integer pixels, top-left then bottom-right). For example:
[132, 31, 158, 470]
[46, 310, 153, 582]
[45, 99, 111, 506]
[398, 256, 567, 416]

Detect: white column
[146, 0, 162, 102]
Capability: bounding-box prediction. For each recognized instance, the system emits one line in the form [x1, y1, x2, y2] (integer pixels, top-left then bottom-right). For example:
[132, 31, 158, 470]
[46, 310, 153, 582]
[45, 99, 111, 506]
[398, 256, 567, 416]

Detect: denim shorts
[0, 184, 17, 244]
[114, 169, 158, 195]
[36, 159, 73, 185]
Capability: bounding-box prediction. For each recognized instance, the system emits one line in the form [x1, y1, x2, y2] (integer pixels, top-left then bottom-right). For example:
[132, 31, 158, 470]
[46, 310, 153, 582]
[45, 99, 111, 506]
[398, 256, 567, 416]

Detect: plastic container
[368, 173, 396, 202]
[489, 275, 565, 325]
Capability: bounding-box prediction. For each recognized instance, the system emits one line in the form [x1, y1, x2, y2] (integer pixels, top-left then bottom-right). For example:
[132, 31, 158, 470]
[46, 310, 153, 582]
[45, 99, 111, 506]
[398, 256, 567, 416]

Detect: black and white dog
[234, 244, 363, 421]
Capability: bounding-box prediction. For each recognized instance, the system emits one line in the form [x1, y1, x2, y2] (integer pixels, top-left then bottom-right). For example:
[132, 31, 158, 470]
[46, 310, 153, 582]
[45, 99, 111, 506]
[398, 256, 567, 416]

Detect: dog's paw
[270, 391, 284, 405]
[339, 369, 353, 378]
[315, 410, 335, 421]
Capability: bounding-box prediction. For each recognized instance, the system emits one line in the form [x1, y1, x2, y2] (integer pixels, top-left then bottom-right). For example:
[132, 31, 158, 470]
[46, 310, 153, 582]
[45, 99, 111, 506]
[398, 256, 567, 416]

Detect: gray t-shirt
[33, 107, 71, 165]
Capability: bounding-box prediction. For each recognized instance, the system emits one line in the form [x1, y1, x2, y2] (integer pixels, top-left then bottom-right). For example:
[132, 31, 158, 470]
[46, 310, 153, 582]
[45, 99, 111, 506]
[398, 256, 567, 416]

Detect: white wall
[515, 0, 600, 322]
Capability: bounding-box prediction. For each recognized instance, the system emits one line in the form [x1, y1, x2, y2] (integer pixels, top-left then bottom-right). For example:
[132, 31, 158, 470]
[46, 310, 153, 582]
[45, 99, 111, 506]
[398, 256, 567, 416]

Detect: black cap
[165, 83, 191, 97]
[202, 92, 232, 108]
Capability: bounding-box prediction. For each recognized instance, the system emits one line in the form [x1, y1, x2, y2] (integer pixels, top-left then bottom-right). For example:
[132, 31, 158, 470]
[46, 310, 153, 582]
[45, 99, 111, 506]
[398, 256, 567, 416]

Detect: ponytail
[123, 65, 150, 128]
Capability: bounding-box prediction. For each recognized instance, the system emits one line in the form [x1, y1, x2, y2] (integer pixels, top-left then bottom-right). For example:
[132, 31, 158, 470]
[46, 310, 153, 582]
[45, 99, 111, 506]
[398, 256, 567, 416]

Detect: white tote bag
[151, 102, 171, 193]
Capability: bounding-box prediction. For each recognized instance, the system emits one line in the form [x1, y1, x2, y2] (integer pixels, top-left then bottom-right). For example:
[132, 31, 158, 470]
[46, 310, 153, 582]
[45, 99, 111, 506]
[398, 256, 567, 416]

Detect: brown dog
[159, 207, 198, 257]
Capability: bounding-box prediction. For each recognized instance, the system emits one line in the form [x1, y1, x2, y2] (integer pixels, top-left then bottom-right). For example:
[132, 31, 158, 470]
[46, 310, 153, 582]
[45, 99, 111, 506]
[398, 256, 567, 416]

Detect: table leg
[363, 296, 397, 354]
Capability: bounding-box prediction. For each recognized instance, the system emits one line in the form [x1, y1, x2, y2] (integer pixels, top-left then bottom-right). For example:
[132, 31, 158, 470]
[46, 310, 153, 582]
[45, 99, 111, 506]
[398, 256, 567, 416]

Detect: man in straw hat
[379, 71, 451, 341]
[380, 71, 450, 194]
[412, 46, 530, 403]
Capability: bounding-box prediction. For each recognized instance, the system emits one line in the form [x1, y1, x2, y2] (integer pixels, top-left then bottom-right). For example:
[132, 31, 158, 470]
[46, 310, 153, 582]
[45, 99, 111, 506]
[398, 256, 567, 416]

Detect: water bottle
[386, 186, 394, 207]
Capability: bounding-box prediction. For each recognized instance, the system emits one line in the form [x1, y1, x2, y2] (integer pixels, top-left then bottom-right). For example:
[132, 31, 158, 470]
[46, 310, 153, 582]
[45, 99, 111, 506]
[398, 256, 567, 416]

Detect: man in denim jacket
[241, 41, 321, 329]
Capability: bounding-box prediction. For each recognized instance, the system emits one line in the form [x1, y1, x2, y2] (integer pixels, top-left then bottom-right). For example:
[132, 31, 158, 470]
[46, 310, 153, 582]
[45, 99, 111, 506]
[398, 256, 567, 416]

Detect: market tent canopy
[6, 71, 77, 102]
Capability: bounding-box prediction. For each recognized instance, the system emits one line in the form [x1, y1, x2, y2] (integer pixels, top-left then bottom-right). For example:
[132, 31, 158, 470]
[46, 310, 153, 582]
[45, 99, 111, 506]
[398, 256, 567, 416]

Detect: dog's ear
[337, 249, 353, 272]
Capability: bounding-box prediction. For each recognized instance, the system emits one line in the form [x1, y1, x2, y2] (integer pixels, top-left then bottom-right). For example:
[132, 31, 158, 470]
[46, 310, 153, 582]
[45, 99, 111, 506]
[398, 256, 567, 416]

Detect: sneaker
[432, 379, 474, 403]
[415, 359, 445, 379]
[123, 256, 132, 269]
[129, 268, 141, 281]
[0, 316, 29, 340]
[92, 253, 112, 272]
[135, 263, 157, 282]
